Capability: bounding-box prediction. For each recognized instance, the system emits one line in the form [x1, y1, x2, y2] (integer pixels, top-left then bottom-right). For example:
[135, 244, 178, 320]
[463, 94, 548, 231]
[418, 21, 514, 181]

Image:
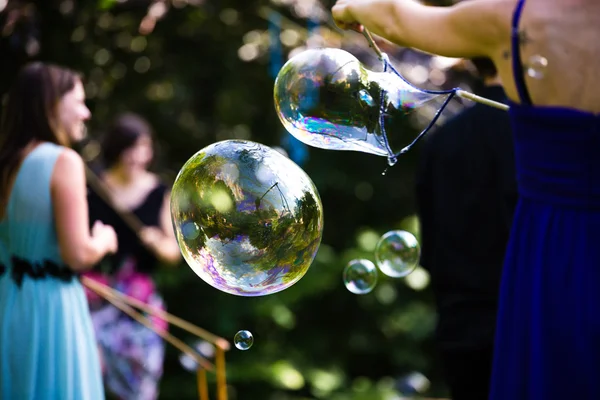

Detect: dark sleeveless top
[88, 182, 168, 275]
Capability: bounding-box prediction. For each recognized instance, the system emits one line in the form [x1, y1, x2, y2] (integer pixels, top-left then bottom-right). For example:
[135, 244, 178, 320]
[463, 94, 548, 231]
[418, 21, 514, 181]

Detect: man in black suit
[416, 58, 517, 400]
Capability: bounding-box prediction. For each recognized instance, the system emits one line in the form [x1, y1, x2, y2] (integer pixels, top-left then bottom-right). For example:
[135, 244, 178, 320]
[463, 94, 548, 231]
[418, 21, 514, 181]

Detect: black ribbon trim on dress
[0, 256, 76, 287]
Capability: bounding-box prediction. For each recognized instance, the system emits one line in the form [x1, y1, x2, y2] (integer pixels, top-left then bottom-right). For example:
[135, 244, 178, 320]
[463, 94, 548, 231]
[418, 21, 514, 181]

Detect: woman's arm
[139, 190, 181, 265]
[52, 148, 118, 271]
[332, 0, 506, 58]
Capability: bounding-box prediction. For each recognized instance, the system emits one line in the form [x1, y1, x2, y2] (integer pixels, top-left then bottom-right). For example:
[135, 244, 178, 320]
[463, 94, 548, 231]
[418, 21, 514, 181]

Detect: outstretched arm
[332, 0, 505, 58]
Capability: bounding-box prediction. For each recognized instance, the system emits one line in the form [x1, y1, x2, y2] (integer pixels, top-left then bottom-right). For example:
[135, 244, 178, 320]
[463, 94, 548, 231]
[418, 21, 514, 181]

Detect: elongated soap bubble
[274, 48, 448, 163]
[171, 140, 324, 296]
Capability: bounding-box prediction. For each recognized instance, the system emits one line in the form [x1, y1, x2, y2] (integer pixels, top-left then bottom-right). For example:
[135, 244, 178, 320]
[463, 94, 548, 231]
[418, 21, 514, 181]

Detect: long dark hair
[102, 113, 153, 168]
[0, 62, 81, 195]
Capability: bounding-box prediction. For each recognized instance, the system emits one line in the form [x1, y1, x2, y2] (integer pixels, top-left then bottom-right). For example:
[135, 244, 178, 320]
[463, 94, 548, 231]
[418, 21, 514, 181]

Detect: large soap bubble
[274, 48, 447, 161]
[171, 140, 324, 297]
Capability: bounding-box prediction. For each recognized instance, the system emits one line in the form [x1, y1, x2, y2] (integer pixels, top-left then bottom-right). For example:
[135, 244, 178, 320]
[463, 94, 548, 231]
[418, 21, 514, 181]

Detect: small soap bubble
[343, 259, 378, 295]
[526, 55, 548, 79]
[375, 230, 420, 278]
[234, 330, 254, 350]
[396, 371, 431, 395]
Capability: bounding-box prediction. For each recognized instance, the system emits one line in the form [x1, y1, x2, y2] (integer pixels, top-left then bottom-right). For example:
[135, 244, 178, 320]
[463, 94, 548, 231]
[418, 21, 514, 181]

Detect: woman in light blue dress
[0, 62, 118, 399]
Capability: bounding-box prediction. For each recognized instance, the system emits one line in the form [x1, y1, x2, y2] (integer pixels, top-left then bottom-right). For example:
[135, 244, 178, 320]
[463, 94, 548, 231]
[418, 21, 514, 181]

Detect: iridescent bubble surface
[234, 330, 254, 350]
[171, 140, 324, 297]
[343, 259, 378, 295]
[274, 48, 446, 160]
[375, 230, 420, 278]
[526, 55, 548, 79]
[181, 220, 200, 240]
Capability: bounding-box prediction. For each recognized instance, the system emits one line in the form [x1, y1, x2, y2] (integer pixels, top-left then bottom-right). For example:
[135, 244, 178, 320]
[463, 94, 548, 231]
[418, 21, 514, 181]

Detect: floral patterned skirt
[84, 270, 167, 400]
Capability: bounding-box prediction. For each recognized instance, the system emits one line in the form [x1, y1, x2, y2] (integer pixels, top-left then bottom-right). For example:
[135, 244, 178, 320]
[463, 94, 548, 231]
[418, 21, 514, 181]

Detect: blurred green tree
[0, 1, 471, 398]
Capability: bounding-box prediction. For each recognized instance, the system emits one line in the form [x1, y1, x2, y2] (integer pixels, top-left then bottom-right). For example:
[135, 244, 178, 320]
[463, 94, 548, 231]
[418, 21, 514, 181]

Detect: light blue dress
[0, 142, 105, 400]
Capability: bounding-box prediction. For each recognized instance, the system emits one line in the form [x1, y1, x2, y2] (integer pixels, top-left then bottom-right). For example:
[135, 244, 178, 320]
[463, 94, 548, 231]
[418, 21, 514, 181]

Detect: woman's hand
[91, 220, 118, 254]
[332, 0, 365, 32]
[139, 225, 182, 265]
[139, 226, 165, 251]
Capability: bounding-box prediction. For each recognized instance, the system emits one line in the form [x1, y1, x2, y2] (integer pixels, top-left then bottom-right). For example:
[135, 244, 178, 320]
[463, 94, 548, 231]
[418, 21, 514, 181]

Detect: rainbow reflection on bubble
[170, 140, 324, 297]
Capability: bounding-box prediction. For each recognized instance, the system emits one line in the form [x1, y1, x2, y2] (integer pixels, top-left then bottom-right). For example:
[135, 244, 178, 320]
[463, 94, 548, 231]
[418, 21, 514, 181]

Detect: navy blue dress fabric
[489, 0, 600, 398]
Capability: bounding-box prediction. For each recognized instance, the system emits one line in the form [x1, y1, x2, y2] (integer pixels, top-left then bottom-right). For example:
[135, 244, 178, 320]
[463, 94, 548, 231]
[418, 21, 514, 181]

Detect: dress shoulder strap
[511, 0, 533, 105]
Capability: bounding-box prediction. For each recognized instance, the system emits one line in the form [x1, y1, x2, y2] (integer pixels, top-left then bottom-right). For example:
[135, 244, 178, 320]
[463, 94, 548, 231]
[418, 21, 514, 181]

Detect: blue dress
[0, 143, 105, 400]
[489, 1, 600, 399]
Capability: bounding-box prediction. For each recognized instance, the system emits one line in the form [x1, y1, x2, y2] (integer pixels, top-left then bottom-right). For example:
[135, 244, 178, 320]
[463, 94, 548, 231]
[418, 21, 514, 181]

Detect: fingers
[350, 23, 364, 33]
[91, 220, 105, 237]
[332, 3, 353, 29]
[92, 220, 104, 228]
[140, 226, 163, 248]
[105, 227, 118, 253]
[332, 2, 364, 33]
[90, 220, 118, 254]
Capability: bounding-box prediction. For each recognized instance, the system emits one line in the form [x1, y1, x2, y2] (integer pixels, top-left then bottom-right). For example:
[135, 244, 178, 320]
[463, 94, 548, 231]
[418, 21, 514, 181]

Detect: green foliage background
[0, 1, 472, 398]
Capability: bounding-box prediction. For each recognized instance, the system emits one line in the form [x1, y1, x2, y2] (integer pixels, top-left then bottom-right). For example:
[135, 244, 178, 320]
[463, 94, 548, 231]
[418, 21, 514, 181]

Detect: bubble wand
[273, 29, 510, 165]
[361, 28, 509, 111]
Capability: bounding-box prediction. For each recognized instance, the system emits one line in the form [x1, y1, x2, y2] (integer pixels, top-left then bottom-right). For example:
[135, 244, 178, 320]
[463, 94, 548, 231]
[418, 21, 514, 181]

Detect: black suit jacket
[415, 85, 517, 350]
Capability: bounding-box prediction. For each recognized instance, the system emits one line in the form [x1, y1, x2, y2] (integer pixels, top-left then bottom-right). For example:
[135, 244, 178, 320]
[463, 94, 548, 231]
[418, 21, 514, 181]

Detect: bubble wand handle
[455, 89, 510, 111]
[361, 28, 510, 112]
[362, 28, 384, 59]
